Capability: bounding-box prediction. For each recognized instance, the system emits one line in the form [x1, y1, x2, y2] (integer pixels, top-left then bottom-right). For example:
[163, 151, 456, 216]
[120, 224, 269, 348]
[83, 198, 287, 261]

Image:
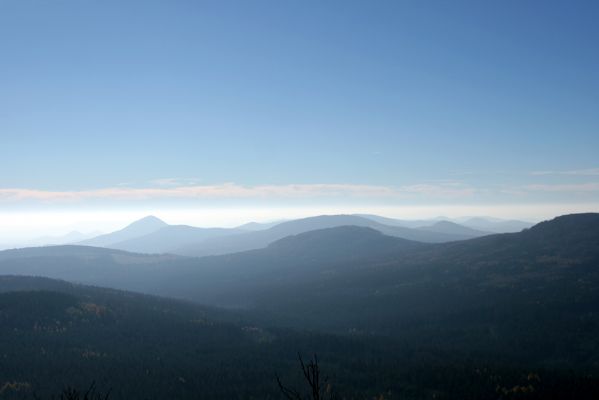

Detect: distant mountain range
[0, 213, 598, 398]
[78, 215, 169, 247]
[1, 213, 596, 333]
[460, 216, 533, 233]
[172, 214, 490, 257]
[72, 213, 504, 256]
[2, 214, 530, 255]
[415, 220, 488, 236]
[356, 213, 533, 232]
[236, 220, 285, 231]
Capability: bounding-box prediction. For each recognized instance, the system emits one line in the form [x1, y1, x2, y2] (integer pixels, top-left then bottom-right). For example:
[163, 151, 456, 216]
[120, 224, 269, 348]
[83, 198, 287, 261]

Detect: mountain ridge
[1, 213, 596, 330]
[78, 214, 492, 256]
[79, 215, 168, 247]
[173, 214, 486, 257]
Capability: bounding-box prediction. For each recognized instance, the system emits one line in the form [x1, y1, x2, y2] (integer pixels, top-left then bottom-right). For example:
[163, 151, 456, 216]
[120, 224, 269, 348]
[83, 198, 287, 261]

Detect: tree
[276, 354, 337, 400]
[34, 382, 110, 400]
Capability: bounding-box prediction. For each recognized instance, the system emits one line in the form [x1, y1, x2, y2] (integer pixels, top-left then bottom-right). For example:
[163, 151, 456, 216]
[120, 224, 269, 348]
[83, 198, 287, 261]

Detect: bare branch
[276, 373, 303, 400]
[277, 353, 337, 400]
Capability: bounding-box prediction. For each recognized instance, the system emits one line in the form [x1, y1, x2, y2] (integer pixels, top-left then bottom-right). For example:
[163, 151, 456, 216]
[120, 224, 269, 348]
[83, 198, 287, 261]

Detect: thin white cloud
[150, 177, 203, 187]
[531, 168, 599, 176]
[0, 182, 476, 203]
[397, 183, 476, 198]
[523, 182, 599, 192]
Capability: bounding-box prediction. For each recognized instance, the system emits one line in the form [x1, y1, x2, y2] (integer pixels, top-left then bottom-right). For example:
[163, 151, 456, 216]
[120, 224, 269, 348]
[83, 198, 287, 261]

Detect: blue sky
[1, 0, 598, 235]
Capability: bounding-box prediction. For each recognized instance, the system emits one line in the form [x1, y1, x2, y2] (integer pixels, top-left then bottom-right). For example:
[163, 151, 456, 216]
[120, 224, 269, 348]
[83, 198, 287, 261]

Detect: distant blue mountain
[79, 215, 168, 247]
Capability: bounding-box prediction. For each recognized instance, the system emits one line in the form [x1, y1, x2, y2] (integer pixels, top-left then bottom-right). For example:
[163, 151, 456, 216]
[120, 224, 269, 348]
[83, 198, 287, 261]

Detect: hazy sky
[1, 1, 599, 239]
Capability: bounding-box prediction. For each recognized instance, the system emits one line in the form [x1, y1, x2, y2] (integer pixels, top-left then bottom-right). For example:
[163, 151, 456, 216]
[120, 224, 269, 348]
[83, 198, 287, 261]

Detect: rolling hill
[173, 214, 486, 257]
[459, 216, 534, 233]
[415, 220, 489, 237]
[77, 214, 490, 257]
[1, 214, 598, 351]
[2, 212, 599, 400]
[0, 275, 409, 399]
[356, 214, 533, 233]
[107, 224, 245, 254]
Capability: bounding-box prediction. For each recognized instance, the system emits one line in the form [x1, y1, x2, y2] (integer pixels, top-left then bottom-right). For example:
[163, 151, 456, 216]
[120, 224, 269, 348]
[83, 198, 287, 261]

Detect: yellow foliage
[80, 302, 108, 316]
[0, 381, 31, 395]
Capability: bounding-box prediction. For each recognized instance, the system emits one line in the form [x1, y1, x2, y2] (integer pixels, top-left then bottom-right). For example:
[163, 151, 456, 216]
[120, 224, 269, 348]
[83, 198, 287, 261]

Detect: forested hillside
[1, 276, 599, 400]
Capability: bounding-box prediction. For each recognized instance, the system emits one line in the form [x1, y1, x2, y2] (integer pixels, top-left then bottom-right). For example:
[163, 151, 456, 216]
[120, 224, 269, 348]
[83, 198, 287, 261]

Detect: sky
[1, 0, 599, 240]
